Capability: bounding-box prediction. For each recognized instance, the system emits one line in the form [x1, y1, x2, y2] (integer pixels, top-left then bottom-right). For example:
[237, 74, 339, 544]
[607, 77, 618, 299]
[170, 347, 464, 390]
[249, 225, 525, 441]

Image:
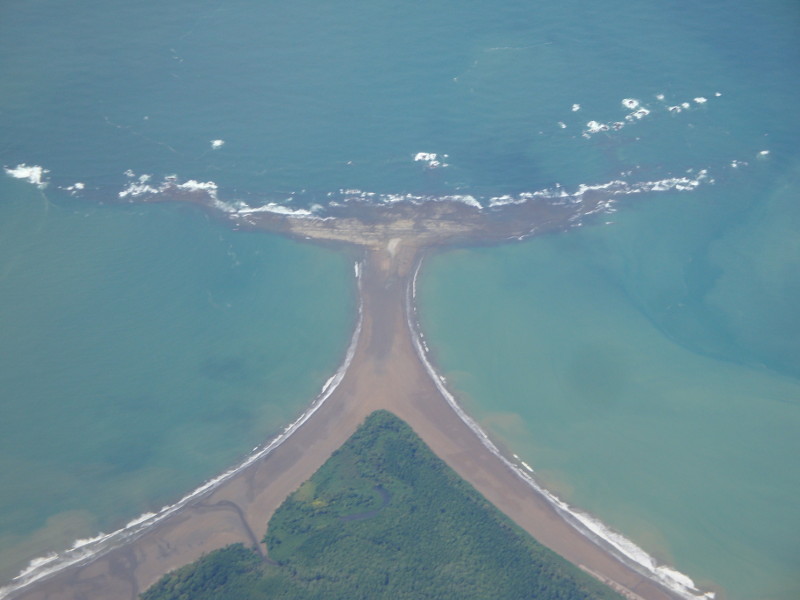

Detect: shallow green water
[0, 177, 355, 581]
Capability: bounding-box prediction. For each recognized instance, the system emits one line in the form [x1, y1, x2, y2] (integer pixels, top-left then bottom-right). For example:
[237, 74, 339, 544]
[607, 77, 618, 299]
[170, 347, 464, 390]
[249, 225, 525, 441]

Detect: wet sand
[8, 234, 684, 600]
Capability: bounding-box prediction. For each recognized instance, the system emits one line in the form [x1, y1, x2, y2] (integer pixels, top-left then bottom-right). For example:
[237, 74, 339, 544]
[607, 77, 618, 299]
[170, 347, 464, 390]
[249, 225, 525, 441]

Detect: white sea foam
[118, 181, 159, 199]
[584, 120, 609, 135]
[175, 179, 218, 194]
[210, 139, 225, 149]
[625, 107, 650, 121]
[237, 203, 314, 217]
[118, 171, 160, 199]
[413, 151, 448, 168]
[118, 175, 336, 220]
[10, 555, 59, 581]
[331, 188, 483, 210]
[1, 270, 365, 599]
[487, 170, 709, 210]
[404, 262, 713, 600]
[571, 103, 581, 112]
[70, 533, 109, 550]
[117, 173, 224, 205]
[125, 512, 156, 529]
[582, 105, 640, 137]
[61, 182, 85, 195]
[4, 164, 49, 189]
[578, 90, 715, 138]
[173, 180, 230, 215]
[758, 150, 770, 157]
[320, 374, 336, 395]
[454, 195, 482, 209]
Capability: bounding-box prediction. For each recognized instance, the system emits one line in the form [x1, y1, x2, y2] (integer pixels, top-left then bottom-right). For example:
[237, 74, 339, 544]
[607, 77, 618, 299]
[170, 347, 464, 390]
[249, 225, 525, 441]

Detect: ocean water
[419, 184, 800, 600]
[0, 176, 355, 583]
[1, 0, 798, 598]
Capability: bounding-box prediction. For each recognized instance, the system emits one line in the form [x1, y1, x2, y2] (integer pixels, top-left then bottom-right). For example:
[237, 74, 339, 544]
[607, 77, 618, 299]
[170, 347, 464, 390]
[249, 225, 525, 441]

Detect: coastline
[405, 255, 715, 600]
[3, 236, 714, 600]
[0, 265, 366, 600]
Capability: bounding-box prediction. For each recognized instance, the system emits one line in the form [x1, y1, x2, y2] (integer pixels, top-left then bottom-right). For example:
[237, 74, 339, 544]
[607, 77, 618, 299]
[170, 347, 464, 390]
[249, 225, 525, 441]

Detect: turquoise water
[419, 182, 800, 600]
[0, 177, 355, 580]
[1, 0, 798, 597]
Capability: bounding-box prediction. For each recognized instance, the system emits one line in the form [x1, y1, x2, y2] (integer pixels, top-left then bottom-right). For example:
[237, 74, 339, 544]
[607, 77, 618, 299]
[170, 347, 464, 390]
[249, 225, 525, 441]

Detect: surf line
[0, 263, 365, 600]
[404, 257, 714, 600]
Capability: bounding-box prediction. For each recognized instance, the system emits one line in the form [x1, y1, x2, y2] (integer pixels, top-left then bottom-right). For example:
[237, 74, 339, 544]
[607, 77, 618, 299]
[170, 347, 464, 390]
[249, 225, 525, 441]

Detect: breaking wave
[562, 92, 722, 137]
[486, 169, 711, 208]
[3, 164, 49, 189]
[111, 166, 714, 228]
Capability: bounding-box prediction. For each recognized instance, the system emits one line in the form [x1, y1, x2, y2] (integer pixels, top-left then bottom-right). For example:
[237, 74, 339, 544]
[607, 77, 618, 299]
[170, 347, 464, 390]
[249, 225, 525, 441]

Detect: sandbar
[7, 231, 686, 600]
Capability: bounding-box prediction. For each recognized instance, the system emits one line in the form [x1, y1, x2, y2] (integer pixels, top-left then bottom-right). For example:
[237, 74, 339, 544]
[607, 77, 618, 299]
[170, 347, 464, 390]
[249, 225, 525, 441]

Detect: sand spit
[6, 182, 722, 600]
[6, 225, 706, 600]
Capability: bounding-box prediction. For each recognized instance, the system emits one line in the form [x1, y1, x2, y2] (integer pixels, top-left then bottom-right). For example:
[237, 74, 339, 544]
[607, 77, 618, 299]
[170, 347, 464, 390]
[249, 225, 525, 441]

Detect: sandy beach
[5, 228, 692, 600]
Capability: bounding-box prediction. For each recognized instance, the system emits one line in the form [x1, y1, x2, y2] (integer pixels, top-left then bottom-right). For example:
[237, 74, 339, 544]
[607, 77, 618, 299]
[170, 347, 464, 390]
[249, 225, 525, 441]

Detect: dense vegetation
[142, 410, 622, 600]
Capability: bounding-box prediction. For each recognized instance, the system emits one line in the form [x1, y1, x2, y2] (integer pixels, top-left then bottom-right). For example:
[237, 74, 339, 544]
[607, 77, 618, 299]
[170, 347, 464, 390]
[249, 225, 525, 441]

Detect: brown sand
[9, 238, 685, 600]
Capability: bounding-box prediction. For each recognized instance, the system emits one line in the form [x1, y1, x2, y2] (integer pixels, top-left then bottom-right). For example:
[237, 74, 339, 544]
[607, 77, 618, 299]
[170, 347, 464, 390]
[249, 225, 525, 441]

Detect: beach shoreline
[3, 232, 715, 600]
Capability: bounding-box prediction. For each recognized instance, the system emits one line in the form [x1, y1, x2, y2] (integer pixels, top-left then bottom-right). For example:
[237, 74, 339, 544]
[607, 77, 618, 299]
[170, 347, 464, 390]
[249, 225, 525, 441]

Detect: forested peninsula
[142, 411, 622, 600]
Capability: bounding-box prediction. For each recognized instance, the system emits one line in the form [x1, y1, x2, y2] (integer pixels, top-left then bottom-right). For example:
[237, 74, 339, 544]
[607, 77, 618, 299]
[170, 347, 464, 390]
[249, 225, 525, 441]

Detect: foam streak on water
[405, 260, 714, 600]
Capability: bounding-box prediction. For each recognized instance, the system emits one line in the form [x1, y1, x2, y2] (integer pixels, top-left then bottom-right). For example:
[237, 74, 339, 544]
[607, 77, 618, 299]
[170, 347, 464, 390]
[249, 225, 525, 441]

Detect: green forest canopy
[142, 410, 622, 600]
